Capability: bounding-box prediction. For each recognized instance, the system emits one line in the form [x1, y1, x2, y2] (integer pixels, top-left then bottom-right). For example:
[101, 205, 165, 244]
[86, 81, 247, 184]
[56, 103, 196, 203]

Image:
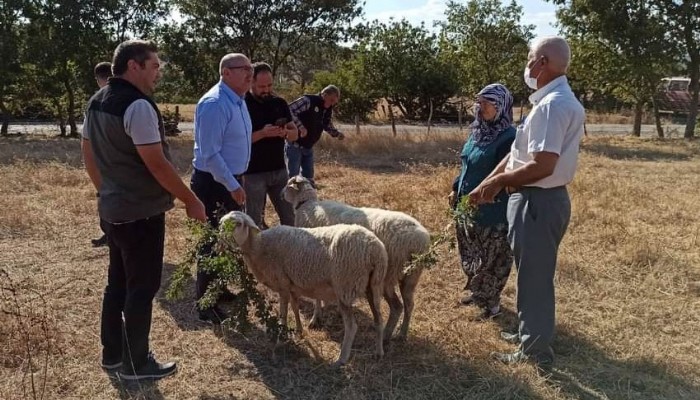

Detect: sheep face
[219, 211, 260, 247]
[283, 176, 315, 204]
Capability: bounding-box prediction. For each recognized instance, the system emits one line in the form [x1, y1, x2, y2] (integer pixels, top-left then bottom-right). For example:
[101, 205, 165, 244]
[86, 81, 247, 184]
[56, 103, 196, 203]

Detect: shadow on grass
[157, 265, 543, 399]
[212, 315, 545, 400]
[494, 314, 700, 400]
[581, 140, 693, 162]
[156, 259, 699, 397]
[156, 263, 211, 332]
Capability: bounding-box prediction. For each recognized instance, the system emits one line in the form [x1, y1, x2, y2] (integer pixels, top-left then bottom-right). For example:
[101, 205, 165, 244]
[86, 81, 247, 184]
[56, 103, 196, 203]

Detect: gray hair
[219, 53, 249, 76]
[321, 85, 340, 97]
[531, 36, 571, 73]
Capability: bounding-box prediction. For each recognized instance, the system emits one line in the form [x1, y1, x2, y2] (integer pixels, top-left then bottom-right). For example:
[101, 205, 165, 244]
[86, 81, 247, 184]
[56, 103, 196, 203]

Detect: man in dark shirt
[244, 62, 298, 227]
[287, 85, 344, 186]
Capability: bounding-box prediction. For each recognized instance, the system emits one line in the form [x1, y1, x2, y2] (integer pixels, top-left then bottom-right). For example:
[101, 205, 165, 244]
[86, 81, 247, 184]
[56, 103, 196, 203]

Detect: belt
[505, 186, 521, 195]
[194, 168, 243, 183]
[505, 185, 566, 194]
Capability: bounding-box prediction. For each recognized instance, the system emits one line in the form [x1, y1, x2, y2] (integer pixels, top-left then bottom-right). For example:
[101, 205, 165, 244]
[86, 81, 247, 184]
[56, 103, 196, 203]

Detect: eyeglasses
[226, 65, 253, 73]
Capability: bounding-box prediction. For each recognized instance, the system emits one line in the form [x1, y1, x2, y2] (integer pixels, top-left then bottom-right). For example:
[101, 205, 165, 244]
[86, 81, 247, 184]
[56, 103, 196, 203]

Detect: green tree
[551, 0, 679, 137]
[310, 59, 381, 123]
[657, 0, 699, 138]
[22, 0, 112, 136]
[0, 0, 28, 134]
[438, 0, 534, 102]
[357, 19, 459, 120]
[282, 40, 352, 93]
[163, 0, 363, 95]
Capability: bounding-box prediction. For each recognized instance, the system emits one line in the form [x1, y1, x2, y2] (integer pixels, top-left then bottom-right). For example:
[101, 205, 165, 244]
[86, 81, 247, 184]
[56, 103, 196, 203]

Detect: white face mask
[523, 66, 538, 90]
[523, 57, 543, 90]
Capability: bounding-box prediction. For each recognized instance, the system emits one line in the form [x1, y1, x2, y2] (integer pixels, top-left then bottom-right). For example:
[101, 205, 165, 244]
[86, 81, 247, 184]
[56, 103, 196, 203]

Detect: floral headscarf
[470, 83, 514, 145]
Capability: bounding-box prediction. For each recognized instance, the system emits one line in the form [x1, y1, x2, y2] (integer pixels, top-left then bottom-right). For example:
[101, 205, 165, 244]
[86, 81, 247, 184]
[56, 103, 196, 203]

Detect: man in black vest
[244, 62, 298, 228]
[287, 85, 344, 185]
[81, 39, 206, 380]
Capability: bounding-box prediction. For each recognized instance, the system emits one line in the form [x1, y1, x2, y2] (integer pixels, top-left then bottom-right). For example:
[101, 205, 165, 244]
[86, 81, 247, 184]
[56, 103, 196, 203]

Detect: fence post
[427, 98, 433, 135]
[458, 104, 463, 131]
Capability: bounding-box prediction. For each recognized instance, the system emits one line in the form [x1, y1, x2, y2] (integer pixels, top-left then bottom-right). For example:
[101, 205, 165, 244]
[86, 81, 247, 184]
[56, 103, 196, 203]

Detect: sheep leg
[366, 287, 380, 325]
[397, 272, 422, 341]
[334, 303, 357, 367]
[290, 294, 304, 337]
[382, 287, 403, 343]
[368, 285, 385, 358]
[278, 293, 289, 331]
[308, 299, 323, 329]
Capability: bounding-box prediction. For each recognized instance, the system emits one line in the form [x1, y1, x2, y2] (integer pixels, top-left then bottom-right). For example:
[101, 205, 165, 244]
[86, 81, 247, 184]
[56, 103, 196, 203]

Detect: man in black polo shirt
[244, 62, 298, 227]
[287, 85, 344, 186]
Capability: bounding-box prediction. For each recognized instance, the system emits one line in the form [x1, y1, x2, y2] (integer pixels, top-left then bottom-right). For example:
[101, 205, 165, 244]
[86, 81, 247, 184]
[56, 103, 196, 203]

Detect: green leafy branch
[166, 219, 287, 340]
[403, 195, 478, 276]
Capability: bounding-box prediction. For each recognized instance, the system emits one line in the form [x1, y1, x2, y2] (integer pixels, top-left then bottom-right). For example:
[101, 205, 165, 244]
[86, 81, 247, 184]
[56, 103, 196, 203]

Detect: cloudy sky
[362, 0, 560, 38]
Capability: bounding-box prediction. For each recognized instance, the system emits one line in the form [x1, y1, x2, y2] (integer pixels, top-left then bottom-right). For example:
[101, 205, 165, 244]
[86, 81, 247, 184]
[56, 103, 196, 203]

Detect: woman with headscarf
[450, 83, 516, 320]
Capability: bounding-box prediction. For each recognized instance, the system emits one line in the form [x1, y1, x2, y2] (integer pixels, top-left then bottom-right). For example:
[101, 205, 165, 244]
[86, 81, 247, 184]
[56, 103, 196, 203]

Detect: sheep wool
[283, 176, 431, 341]
[219, 211, 387, 366]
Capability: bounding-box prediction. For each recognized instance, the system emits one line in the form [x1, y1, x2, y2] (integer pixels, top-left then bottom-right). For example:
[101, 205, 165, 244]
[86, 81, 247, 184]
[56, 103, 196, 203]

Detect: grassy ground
[1, 130, 699, 399]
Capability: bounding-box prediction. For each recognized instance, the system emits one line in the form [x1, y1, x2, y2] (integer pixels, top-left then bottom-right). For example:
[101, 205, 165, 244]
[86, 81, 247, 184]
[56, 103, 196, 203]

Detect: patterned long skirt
[455, 221, 513, 309]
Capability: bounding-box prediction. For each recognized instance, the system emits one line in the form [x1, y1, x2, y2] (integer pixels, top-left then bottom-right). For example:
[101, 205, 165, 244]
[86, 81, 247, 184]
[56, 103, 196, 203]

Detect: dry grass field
[1, 129, 699, 400]
[158, 103, 656, 126]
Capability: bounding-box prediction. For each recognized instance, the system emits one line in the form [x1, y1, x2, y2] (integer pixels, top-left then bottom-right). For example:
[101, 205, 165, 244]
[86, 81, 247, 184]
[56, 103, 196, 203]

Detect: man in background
[89, 61, 113, 248]
[286, 85, 344, 186]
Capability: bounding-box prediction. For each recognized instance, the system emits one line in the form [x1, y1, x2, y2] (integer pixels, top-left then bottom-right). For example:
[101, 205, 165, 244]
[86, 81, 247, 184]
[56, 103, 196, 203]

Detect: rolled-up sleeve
[195, 101, 240, 191]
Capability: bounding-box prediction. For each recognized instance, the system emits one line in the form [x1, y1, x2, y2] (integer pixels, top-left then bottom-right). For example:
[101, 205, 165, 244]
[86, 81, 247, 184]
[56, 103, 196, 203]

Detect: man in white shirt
[470, 36, 585, 370]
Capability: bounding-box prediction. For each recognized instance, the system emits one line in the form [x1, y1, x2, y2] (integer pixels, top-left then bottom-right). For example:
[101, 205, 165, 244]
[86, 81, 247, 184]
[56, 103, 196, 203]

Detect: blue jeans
[285, 142, 314, 180]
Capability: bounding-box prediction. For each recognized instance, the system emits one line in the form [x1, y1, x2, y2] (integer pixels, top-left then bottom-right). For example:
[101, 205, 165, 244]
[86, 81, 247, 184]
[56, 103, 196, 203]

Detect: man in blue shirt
[191, 53, 253, 323]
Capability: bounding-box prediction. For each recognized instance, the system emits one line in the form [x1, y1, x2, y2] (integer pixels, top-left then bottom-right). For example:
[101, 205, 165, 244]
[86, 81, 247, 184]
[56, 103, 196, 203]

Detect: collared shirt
[192, 80, 252, 191]
[507, 76, 585, 188]
[289, 96, 341, 137]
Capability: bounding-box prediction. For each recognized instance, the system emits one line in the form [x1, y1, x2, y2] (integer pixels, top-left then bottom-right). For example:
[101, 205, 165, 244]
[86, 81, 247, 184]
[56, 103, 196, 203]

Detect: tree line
[1, 0, 698, 138]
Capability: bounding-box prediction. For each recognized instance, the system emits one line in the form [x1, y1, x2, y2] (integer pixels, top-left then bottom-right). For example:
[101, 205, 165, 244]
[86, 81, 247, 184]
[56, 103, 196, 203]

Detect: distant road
[4, 121, 688, 138]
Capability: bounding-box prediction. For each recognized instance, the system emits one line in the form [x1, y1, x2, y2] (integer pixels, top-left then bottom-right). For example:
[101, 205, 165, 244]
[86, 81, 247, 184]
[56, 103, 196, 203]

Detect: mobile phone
[275, 117, 287, 127]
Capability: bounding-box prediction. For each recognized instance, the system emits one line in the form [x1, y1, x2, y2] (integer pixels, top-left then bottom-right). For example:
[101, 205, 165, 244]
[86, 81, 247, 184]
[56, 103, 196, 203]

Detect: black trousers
[190, 169, 242, 307]
[100, 213, 165, 369]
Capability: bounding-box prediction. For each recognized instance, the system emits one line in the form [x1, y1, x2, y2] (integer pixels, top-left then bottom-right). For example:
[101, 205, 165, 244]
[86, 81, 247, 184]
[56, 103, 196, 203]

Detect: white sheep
[283, 176, 431, 342]
[218, 211, 387, 366]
